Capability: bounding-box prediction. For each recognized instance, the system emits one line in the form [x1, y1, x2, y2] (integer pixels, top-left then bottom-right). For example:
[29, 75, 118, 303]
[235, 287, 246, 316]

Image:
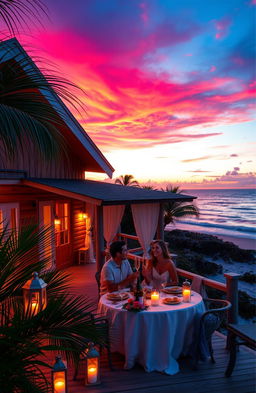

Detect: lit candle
[151, 290, 160, 306]
[31, 300, 38, 313]
[88, 366, 97, 384]
[54, 377, 65, 393]
[183, 289, 191, 302]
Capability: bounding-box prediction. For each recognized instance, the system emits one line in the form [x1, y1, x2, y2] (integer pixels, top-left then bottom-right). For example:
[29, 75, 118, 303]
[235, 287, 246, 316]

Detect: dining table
[98, 290, 205, 375]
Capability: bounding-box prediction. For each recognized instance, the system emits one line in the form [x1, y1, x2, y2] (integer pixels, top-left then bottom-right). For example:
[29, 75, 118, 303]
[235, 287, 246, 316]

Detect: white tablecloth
[98, 291, 205, 375]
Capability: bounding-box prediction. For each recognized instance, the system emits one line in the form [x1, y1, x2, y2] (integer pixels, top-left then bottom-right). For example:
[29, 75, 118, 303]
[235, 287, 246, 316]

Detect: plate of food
[106, 292, 129, 301]
[161, 286, 182, 294]
[162, 296, 182, 305]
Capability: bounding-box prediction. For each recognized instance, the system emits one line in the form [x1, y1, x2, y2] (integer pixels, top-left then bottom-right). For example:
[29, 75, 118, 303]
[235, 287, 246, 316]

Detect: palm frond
[0, 0, 48, 36]
[0, 39, 86, 162]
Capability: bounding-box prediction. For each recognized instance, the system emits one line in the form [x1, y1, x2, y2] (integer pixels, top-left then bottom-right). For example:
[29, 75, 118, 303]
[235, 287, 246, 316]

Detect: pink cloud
[210, 65, 216, 72]
[214, 18, 232, 40]
[25, 30, 256, 151]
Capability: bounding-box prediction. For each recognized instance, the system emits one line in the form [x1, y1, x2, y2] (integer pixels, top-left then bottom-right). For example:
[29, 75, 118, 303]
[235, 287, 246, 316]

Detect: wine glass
[134, 257, 141, 272]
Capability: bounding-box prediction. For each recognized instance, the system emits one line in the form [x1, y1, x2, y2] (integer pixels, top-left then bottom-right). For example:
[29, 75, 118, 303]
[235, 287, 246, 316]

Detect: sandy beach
[216, 234, 256, 251]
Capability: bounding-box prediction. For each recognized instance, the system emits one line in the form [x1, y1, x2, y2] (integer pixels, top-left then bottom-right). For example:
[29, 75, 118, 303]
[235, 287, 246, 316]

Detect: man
[100, 241, 139, 295]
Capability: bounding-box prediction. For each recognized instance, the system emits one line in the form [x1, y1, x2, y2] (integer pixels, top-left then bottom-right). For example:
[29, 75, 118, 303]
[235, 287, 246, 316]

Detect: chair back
[95, 271, 101, 299]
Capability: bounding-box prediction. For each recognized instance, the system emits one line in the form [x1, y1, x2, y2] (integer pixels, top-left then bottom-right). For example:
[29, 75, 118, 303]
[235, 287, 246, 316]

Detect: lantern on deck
[182, 279, 191, 302]
[51, 355, 68, 393]
[84, 342, 100, 385]
[22, 272, 47, 315]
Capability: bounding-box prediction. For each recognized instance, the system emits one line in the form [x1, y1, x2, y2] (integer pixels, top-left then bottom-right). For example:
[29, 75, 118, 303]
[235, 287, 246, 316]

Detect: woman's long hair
[150, 240, 171, 267]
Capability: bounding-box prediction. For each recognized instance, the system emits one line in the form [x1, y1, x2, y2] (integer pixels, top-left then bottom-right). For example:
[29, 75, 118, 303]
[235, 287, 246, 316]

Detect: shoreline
[166, 226, 256, 251]
[214, 234, 256, 251]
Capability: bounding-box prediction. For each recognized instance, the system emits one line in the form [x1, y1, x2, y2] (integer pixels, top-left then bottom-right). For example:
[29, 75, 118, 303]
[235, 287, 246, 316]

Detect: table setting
[97, 282, 205, 375]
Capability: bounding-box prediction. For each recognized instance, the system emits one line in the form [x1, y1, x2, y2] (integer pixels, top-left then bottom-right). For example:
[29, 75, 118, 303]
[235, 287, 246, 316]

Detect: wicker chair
[192, 298, 231, 368]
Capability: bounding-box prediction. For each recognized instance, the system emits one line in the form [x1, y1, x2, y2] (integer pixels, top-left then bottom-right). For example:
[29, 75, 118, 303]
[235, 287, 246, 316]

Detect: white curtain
[103, 205, 125, 249]
[131, 203, 160, 257]
[85, 203, 96, 263]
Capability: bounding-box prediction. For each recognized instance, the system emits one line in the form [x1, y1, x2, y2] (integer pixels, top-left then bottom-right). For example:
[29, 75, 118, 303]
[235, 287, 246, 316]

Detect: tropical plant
[115, 174, 139, 186]
[161, 185, 199, 227]
[141, 185, 158, 190]
[0, 224, 106, 393]
[0, 39, 85, 164]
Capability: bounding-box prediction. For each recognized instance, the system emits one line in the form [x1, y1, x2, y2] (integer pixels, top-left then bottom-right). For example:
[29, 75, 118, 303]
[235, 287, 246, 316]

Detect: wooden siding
[71, 200, 86, 253]
[0, 139, 85, 179]
[0, 185, 90, 269]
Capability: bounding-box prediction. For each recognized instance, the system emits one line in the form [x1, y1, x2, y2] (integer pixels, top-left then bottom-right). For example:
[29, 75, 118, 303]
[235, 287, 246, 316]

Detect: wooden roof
[0, 38, 114, 178]
[23, 178, 196, 206]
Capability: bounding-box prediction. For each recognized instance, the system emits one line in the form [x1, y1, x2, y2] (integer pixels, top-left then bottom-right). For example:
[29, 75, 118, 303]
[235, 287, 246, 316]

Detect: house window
[55, 203, 70, 246]
[0, 203, 19, 235]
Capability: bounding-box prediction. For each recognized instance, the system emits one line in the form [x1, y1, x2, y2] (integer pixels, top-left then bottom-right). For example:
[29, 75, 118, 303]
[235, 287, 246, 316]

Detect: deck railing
[117, 232, 240, 324]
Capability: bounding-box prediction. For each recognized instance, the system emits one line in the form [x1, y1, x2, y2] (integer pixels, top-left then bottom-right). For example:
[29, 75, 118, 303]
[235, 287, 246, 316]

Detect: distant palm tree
[161, 185, 199, 227]
[115, 174, 139, 186]
[141, 185, 158, 190]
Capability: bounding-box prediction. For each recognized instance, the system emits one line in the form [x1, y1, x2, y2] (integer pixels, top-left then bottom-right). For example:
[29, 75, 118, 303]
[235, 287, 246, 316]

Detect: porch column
[156, 202, 164, 240]
[96, 205, 105, 272]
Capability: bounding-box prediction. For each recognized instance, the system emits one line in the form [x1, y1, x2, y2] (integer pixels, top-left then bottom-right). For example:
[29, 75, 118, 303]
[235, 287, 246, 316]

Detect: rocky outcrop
[165, 229, 255, 263]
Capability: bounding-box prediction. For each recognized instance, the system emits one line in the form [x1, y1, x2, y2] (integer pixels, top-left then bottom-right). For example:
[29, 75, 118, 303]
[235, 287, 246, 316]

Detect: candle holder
[51, 355, 68, 393]
[182, 279, 191, 302]
[22, 272, 47, 315]
[151, 289, 160, 306]
[84, 342, 101, 385]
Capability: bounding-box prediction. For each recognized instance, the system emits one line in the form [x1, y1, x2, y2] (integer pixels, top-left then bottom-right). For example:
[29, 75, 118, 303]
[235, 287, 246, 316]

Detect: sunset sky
[2, 0, 256, 188]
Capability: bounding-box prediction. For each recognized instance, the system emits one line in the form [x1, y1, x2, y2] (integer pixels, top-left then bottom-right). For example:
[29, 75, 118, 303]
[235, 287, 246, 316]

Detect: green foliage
[161, 185, 199, 226]
[0, 225, 106, 393]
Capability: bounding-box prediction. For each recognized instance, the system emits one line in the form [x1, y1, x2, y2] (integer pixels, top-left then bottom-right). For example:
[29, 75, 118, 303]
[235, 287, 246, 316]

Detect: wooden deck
[61, 264, 256, 393]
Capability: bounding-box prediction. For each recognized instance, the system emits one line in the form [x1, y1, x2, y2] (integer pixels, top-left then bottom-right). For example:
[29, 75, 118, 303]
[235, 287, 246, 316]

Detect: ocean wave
[172, 220, 256, 234]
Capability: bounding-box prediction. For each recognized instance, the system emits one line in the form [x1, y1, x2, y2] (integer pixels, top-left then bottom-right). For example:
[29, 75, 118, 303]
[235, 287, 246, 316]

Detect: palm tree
[141, 185, 158, 190]
[161, 185, 199, 227]
[115, 174, 139, 186]
[0, 225, 106, 393]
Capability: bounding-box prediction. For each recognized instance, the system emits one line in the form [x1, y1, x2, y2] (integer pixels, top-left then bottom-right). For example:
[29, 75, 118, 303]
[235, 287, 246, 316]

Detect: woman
[142, 240, 178, 289]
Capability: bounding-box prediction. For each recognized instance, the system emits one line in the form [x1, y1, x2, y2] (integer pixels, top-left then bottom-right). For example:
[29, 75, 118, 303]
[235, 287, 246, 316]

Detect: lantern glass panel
[31, 292, 40, 314]
[53, 371, 66, 393]
[86, 358, 99, 384]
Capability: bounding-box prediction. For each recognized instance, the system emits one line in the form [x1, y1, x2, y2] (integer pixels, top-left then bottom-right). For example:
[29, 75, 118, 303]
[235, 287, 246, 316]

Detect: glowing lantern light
[84, 342, 100, 385]
[182, 279, 191, 302]
[51, 355, 68, 393]
[22, 272, 47, 315]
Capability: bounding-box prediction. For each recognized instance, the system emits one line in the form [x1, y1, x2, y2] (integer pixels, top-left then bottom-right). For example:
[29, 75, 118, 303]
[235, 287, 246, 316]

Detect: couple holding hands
[100, 239, 178, 296]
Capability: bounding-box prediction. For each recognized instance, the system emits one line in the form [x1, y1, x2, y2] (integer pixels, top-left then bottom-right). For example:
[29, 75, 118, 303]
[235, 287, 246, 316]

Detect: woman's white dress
[149, 267, 170, 289]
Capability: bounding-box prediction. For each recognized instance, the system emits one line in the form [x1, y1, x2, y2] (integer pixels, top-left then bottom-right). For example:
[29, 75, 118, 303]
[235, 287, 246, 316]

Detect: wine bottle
[135, 275, 143, 304]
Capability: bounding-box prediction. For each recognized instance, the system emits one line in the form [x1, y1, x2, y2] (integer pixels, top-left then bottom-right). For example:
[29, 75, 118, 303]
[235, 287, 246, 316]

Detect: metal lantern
[84, 342, 100, 385]
[51, 355, 68, 393]
[182, 279, 191, 302]
[22, 272, 47, 315]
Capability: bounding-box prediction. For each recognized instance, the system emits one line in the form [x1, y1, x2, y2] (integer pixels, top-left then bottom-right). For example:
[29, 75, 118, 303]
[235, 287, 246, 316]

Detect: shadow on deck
[62, 264, 256, 393]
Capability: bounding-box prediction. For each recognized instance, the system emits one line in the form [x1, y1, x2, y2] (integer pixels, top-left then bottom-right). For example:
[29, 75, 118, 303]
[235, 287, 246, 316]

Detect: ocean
[166, 188, 256, 246]
[166, 188, 256, 303]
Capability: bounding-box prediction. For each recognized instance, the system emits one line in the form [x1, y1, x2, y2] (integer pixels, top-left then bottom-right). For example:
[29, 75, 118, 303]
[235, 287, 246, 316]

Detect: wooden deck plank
[55, 265, 256, 393]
